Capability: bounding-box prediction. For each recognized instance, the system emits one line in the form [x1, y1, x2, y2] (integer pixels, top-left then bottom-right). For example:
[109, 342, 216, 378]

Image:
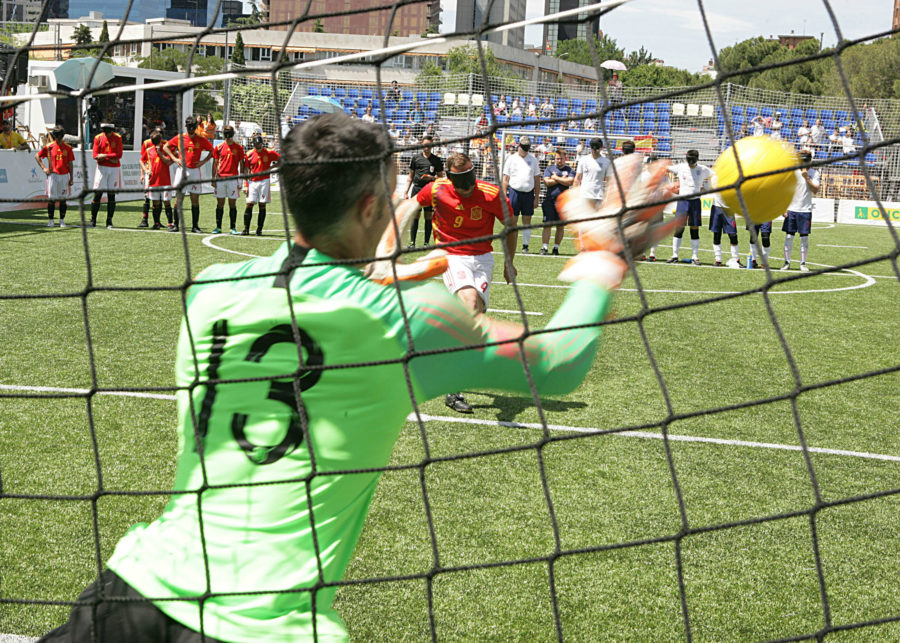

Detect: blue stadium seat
[571, 99, 583, 112]
[657, 122, 671, 135]
[745, 106, 759, 118]
[805, 108, 818, 120]
[627, 123, 641, 136]
[333, 87, 346, 99]
[356, 108, 366, 118]
[416, 92, 427, 102]
[611, 122, 625, 135]
[760, 107, 773, 118]
[835, 110, 850, 123]
[657, 111, 670, 122]
[865, 152, 876, 163]
[307, 86, 319, 96]
[497, 115, 508, 124]
[429, 92, 441, 101]
[585, 99, 597, 112]
[384, 109, 394, 120]
[658, 140, 672, 153]
[298, 106, 310, 117]
[361, 88, 373, 100]
[566, 137, 578, 147]
[402, 90, 413, 101]
[790, 107, 802, 120]
[820, 109, 833, 121]
[425, 110, 437, 121]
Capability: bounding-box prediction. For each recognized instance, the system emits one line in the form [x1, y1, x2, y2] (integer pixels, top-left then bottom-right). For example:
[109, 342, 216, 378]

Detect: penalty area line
[409, 413, 900, 463]
[0, 384, 176, 401]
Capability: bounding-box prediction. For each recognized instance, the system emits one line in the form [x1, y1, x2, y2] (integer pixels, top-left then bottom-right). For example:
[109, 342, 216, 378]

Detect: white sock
[691, 238, 700, 259]
[673, 237, 682, 256]
[784, 234, 794, 263]
[713, 244, 722, 262]
[542, 243, 548, 251]
[762, 245, 770, 259]
[730, 244, 739, 260]
[800, 236, 808, 263]
[650, 244, 658, 257]
[750, 245, 757, 260]
[523, 229, 532, 246]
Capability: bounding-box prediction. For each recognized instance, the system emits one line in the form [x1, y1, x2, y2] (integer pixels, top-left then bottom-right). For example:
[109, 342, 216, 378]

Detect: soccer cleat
[407, 242, 415, 249]
[167, 223, 176, 231]
[138, 218, 149, 228]
[256, 230, 263, 236]
[106, 224, 114, 230]
[47, 219, 55, 227]
[191, 226, 203, 233]
[89, 220, 96, 228]
[151, 223, 163, 230]
[691, 258, 701, 266]
[240, 229, 250, 236]
[212, 227, 221, 234]
[522, 245, 529, 253]
[666, 256, 678, 264]
[230, 228, 239, 235]
[800, 263, 810, 272]
[445, 393, 473, 414]
[540, 248, 548, 255]
[780, 262, 791, 271]
[59, 220, 66, 228]
[552, 248, 559, 256]
[648, 255, 656, 262]
[751, 260, 760, 269]
[715, 260, 723, 267]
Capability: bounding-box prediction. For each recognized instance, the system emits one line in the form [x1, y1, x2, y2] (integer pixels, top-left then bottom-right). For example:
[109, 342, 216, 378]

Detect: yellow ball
[713, 136, 799, 224]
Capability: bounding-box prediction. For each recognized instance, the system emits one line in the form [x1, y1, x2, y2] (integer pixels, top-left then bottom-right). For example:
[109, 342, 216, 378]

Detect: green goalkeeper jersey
[107, 242, 613, 642]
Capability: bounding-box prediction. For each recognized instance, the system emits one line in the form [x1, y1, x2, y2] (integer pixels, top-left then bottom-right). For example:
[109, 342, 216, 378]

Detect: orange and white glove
[364, 198, 448, 285]
[556, 155, 682, 289]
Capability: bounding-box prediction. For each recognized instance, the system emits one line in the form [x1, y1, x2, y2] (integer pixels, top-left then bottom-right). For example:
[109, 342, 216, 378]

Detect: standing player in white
[501, 135, 540, 253]
[708, 186, 742, 267]
[781, 149, 820, 272]
[668, 149, 713, 266]
[574, 137, 612, 206]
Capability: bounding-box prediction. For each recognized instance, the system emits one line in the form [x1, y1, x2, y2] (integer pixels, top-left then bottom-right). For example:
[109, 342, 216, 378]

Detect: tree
[626, 46, 654, 69]
[718, 36, 785, 87]
[70, 24, 95, 57]
[556, 35, 624, 69]
[232, 32, 245, 65]
[313, 19, 325, 33]
[821, 36, 900, 99]
[98, 20, 109, 47]
[620, 64, 703, 88]
[139, 47, 187, 72]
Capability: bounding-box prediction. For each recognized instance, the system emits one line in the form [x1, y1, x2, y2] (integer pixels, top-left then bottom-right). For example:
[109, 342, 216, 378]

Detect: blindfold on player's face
[447, 168, 476, 192]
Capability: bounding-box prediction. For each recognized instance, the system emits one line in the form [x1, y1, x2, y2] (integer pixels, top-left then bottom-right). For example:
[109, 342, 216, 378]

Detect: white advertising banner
[836, 200, 900, 226]
[812, 198, 835, 222]
[0, 149, 212, 213]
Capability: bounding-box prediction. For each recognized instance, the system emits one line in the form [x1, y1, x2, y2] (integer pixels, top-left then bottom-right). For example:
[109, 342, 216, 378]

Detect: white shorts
[214, 178, 240, 200]
[143, 175, 150, 198]
[93, 165, 121, 191]
[246, 179, 271, 204]
[172, 166, 203, 195]
[443, 252, 494, 307]
[47, 173, 70, 201]
[148, 186, 172, 201]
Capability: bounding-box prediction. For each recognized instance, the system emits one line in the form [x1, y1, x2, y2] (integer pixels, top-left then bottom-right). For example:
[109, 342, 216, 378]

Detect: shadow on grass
[463, 392, 587, 424]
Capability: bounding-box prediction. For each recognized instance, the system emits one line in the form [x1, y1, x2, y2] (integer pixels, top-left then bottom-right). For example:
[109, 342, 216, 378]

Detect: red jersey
[146, 145, 172, 187]
[213, 141, 245, 177]
[417, 179, 511, 256]
[167, 133, 213, 169]
[93, 132, 123, 167]
[246, 148, 280, 182]
[38, 141, 75, 175]
[139, 138, 155, 165]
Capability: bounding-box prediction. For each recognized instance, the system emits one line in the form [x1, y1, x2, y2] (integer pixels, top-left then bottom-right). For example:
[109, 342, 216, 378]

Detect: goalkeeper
[41, 113, 677, 643]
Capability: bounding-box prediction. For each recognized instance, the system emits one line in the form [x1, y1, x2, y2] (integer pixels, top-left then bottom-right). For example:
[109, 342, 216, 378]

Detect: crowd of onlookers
[736, 111, 866, 158]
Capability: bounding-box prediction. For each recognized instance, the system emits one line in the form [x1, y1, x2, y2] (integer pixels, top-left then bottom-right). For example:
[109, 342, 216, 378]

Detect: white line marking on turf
[202, 234, 263, 257]
[488, 308, 543, 315]
[818, 244, 868, 249]
[409, 414, 900, 463]
[0, 384, 176, 401]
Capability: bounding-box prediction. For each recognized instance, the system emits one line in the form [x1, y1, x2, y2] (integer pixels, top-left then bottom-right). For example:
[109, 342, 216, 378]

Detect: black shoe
[648, 255, 656, 262]
[89, 220, 96, 228]
[240, 229, 250, 236]
[692, 259, 701, 266]
[445, 393, 473, 414]
[191, 226, 203, 233]
[714, 260, 723, 267]
[138, 218, 149, 228]
[151, 223, 162, 230]
[552, 248, 559, 256]
[256, 230, 263, 236]
[540, 248, 548, 255]
[666, 256, 678, 264]
[752, 260, 760, 269]
[522, 245, 529, 253]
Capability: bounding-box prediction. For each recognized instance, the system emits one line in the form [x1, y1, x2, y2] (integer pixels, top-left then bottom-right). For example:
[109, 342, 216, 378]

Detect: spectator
[536, 136, 553, 161]
[554, 121, 568, 146]
[575, 139, 585, 157]
[203, 113, 216, 139]
[583, 116, 595, 131]
[281, 115, 293, 139]
[494, 94, 508, 116]
[405, 134, 444, 247]
[841, 127, 856, 154]
[361, 106, 376, 123]
[770, 112, 784, 140]
[608, 73, 624, 104]
[411, 103, 425, 124]
[0, 119, 28, 150]
[527, 96, 537, 118]
[387, 121, 400, 139]
[511, 97, 522, 118]
[828, 128, 840, 153]
[539, 97, 552, 118]
[797, 119, 811, 149]
[750, 115, 766, 137]
[386, 80, 401, 102]
[810, 118, 825, 149]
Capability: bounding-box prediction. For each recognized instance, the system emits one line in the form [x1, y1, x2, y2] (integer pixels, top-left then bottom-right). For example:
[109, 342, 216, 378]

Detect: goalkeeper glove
[364, 198, 448, 285]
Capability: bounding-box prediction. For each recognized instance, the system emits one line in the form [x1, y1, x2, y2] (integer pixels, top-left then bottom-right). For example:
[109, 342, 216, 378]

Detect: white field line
[818, 244, 868, 249]
[0, 383, 176, 401]
[409, 413, 900, 463]
[488, 308, 543, 316]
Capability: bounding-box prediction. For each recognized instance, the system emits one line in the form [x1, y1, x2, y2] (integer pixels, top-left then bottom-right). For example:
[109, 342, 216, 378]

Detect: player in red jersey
[91, 123, 123, 228]
[413, 151, 516, 413]
[241, 134, 280, 236]
[139, 130, 176, 230]
[137, 132, 159, 227]
[35, 126, 74, 227]
[164, 116, 214, 233]
[211, 124, 246, 234]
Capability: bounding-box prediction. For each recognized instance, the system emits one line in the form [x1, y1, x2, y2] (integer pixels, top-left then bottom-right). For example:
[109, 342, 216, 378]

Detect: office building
[541, 0, 599, 54]
[455, 0, 526, 49]
[65, 0, 223, 26]
[268, 0, 439, 37]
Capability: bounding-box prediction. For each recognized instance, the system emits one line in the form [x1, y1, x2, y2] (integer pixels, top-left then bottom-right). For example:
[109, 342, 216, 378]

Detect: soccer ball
[713, 136, 799, 224]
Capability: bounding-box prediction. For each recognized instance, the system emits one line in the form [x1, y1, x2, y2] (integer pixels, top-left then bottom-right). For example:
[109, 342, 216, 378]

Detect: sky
[440, 0, 895, 72]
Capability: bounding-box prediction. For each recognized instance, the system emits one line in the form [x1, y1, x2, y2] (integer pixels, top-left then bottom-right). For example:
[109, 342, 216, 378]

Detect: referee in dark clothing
[406, 134, 444, 247]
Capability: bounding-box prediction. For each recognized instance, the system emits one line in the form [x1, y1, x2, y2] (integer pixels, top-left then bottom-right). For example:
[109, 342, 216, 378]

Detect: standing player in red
[137, 130, 160, 228]
[413, 151, 516, 413]
[139, 130, 176, 230]
[163, 116, 214, 233]
[211, 124, 245, 235]
[241, 134, 280, 236]
[35, 125, 74, 227]
[90, 123, 123, 229]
